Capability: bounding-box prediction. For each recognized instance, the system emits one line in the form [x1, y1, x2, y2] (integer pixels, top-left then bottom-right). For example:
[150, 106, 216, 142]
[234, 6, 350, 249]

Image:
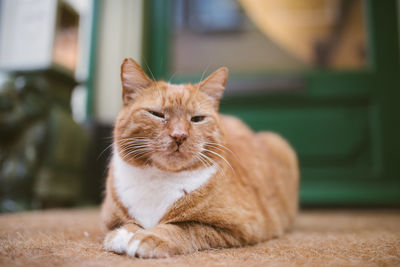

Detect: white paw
[126, 239, 141, 257]
[103, 228, 134, 254]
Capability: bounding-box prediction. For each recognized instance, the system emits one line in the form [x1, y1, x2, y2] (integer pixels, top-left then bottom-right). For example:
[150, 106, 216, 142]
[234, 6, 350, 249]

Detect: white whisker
[199, 152, 214, 168]
[120, 148, 151, 161]
[168, 71, 178, 84]
[132, 151, 151, 161]
[97, 142, 114, 159]
[142, 58, 156, 82]
[202, 148, 234, 173]
[196, 153, 210, 168]
[195, 64, 210, 97]
[122, 144, 151, 149]
[200, 152, 226, 179]
[204, 143, 239, 162]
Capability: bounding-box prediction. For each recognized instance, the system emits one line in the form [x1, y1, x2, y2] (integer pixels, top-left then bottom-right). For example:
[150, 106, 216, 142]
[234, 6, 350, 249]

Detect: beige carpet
[0, 208, 399, 267]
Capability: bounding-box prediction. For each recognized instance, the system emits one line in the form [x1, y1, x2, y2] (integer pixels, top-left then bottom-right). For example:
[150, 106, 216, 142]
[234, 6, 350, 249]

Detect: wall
[94, 0, 143, 124]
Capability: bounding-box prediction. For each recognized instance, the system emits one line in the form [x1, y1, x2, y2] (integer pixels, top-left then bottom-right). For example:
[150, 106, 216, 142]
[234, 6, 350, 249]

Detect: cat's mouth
[172, 148, 183, 155]
[169, 145, 190, 158]
[151, 144, 200, 171]
[172, 143, 184, 154]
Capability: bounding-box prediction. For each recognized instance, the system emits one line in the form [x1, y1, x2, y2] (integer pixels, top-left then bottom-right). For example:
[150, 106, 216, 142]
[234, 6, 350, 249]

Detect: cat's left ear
[121, 58, 153, 105]
[198, 67, 228, 108]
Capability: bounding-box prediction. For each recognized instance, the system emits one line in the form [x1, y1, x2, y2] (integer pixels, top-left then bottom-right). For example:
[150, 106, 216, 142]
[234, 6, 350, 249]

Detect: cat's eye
[191, 116, 205, 123]
[148, 110, 165, 119]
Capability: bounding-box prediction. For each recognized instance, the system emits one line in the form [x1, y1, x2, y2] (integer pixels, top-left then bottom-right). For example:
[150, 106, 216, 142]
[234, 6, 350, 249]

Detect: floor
[0, 208, 399, 266]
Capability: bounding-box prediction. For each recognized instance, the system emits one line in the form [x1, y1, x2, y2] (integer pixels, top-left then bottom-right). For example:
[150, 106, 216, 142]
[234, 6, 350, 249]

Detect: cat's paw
[126, 232, 180, 259]
[103, 228, 134, 254]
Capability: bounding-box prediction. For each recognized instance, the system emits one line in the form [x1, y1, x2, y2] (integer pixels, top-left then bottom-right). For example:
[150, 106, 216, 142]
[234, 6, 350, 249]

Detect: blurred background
[0, 0, 399, 212]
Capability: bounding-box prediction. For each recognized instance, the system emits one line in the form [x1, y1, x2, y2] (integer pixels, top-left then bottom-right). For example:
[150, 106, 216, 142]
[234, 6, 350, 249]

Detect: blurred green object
[35, 105, 89, 208]
[0, 76, 49, 211]
[0, 74, 89, 212]
[143, 0, 400, 206]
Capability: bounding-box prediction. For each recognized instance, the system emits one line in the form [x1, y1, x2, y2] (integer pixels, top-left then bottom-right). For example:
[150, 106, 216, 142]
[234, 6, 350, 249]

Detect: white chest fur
[112, 152, 217, 229]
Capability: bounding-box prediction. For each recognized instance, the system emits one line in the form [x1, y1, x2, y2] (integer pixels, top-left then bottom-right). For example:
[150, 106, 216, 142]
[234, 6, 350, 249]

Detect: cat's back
[219, 114, 254, 145]
[220, 113, 297, 170]
[220, 114, 299, 232]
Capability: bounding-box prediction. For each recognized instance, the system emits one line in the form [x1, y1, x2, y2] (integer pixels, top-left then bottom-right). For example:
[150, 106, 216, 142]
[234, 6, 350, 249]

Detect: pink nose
[170, 131, 188, 146]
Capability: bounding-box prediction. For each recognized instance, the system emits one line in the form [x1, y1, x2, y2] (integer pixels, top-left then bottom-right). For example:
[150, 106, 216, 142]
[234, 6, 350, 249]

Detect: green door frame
[142, 0, 400, 206]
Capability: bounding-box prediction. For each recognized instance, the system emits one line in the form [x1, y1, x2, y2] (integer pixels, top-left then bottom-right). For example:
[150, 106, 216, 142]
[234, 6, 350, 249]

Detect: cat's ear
[120, 58, 153, 105]
[198, 67, 228, 108]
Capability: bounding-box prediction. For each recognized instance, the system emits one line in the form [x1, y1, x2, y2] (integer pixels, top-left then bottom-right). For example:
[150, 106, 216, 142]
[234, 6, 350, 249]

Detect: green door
[143, 0, 400, 206]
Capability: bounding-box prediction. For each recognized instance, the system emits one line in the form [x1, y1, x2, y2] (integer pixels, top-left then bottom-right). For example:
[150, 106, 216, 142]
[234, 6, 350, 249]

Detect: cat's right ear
[121, 58, 153, 105]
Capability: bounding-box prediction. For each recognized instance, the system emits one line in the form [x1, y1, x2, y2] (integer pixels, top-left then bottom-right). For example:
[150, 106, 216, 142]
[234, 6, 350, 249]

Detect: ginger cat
[101, 58, 299, 258]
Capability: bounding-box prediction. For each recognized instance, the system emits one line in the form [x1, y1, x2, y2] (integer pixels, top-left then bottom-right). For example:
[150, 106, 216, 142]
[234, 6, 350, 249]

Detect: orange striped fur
[101, 58, 299, 258]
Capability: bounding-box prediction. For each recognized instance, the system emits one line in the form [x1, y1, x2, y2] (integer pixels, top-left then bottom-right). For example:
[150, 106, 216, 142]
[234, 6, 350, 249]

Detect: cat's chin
[151, 154, 202, 172]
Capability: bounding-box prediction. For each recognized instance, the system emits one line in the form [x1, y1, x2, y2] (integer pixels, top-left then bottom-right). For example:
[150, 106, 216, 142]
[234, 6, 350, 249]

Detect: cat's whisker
[121, 148, 151, 162]
[200, 152, 226, 179]
[200, 152, 218, 169]
[101, 137, 151, 160]
[119, 145, 148, 156]
[123, 147, 152, 154]
[194, 155, 204, 168]
[117, 142, 151, 150]
[125, 150, 148, 161]
[121, 147, 150, 154]
[198, 65, 210, 85]
[107, 138, 150, 158]
[119, 140, 151, 144]
[199, 156, 211, 169]
[116, 138, 152, 143]
[204, 144, 229, 155]
[142, 58, 165, 93]
[122, 148, 153, 165]
[196, 153, 210, 169]
[127, 144, 152, 148]
[202, 148, 234, 173]
[198, 152, 213, 168]
[204, 142, 232, 151]
[123, 137, 151, 140]
[195, 65, 210, 97]
[204, 142, 236, 157]
[119, 144, 152, 151]
[143, 58, 156, 82]
[115, 136, 150, 139]
[168, 71, 178, 84]
[119, 149, 132, 161]
[97, 142, 114, 160]
[118, 139, 149, 143]
[204, 143, 240, 162]
[118, 140, 152, 147]
[118, 144, 151, 152]
[134, 151, 152, 160]
[121, 143, 152, 148]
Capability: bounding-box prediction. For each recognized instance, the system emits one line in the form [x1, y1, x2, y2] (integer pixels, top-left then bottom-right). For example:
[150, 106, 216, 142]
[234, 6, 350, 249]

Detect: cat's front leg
[103, 223, 142, 254]
[126, 223, 241, 258]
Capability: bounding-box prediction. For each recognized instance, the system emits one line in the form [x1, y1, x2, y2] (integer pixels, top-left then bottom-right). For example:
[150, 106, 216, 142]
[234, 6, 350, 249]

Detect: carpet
[0, 208, 399, 266]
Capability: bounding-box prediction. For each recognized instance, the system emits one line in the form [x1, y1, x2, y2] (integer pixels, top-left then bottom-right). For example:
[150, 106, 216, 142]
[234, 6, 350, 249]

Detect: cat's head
[114, 58, 228, 172]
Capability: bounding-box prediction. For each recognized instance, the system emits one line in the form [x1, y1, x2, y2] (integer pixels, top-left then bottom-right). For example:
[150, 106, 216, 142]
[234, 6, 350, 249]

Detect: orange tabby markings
[101, 58, 299, 258]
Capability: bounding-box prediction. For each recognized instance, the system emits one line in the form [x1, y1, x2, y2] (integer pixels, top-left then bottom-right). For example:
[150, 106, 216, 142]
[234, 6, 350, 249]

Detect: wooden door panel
[222, 104, 370, 159]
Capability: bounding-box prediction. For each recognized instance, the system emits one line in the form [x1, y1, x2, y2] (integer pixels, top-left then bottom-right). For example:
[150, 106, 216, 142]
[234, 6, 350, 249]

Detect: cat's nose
[170, 130, 188, 146]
